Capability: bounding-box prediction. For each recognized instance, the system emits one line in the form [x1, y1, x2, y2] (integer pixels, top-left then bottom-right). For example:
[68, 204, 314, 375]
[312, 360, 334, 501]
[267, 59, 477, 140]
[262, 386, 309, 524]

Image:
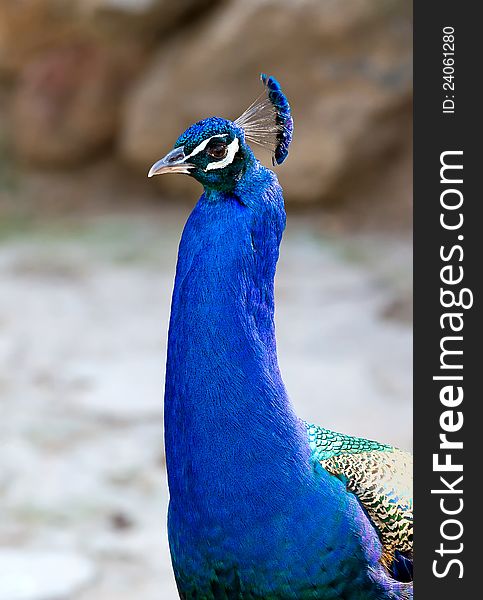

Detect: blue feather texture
[147, 75, 412, 599]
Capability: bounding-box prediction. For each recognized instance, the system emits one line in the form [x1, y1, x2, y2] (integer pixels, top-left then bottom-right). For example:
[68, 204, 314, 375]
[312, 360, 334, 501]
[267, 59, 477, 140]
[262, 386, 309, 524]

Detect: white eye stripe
[205, 137, 239, 171]
[184, 134, 228, 159]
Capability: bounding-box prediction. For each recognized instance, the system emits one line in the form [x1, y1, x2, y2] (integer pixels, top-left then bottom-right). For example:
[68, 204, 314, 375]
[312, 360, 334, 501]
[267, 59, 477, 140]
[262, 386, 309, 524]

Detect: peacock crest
[235, 73, 293, 166]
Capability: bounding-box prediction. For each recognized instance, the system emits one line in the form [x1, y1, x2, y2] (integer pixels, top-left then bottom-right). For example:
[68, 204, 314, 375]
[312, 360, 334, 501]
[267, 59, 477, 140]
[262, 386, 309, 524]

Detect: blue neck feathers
[163, 160, 396, 598]
[165, 163, 311, 509]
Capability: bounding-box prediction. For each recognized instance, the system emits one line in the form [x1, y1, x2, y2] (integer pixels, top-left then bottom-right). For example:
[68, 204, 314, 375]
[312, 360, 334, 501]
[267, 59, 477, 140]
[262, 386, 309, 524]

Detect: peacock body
[148, 75, 413, 599]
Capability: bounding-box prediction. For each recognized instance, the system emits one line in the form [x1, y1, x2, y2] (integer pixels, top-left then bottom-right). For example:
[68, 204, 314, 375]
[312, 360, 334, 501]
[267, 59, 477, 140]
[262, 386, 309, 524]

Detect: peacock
[148, 74, 413, 599]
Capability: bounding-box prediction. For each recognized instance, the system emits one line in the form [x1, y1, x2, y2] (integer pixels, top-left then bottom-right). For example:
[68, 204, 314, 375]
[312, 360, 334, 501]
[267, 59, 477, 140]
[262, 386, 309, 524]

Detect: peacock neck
[164, 165, 311, 519]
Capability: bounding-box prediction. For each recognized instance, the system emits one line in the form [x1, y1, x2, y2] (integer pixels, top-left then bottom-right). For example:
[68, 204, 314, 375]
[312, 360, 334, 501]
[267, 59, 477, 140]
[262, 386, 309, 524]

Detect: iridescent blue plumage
[147, 75, 413, 599]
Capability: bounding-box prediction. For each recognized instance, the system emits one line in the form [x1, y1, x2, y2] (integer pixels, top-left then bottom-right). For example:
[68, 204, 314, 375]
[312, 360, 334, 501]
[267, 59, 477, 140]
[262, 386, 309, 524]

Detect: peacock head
[147, 74, 293, 193]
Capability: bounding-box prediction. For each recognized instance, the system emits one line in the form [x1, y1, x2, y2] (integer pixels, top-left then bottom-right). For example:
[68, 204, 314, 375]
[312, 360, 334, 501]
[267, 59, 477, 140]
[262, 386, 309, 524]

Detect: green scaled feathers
[306, 422, 413, 568]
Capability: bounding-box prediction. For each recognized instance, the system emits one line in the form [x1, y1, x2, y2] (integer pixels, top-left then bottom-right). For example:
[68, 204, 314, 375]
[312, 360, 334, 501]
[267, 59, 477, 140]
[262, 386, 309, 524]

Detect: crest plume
[235, 73, 293, 165]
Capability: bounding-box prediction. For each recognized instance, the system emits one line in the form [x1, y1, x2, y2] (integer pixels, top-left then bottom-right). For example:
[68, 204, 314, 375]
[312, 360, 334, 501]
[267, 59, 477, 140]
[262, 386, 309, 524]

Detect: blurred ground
[0, 173, 411, 599]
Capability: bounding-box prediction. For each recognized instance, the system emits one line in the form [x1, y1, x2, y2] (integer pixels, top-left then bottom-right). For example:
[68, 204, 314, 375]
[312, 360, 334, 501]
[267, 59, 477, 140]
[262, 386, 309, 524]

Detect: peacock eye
[207, 141, 228, 159]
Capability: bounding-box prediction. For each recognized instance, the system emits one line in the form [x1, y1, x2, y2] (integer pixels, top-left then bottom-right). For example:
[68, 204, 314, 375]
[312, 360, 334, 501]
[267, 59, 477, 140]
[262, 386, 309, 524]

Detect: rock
[0, 550, 96, 600]
[3, 0, 220, 166]
[120, 0, 412, 204]
[0, 0, 215, 75]
[11, 41, 143, 166]
[78, 0, 217, 38]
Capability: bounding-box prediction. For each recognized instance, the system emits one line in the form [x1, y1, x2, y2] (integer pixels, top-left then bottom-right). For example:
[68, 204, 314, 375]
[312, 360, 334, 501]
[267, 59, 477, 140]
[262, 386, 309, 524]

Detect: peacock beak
[147, 147, 194, 177]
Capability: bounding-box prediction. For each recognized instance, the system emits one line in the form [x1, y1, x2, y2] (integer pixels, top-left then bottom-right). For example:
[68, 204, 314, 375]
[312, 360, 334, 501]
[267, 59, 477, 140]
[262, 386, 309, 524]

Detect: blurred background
[0, 1, 412, 598]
